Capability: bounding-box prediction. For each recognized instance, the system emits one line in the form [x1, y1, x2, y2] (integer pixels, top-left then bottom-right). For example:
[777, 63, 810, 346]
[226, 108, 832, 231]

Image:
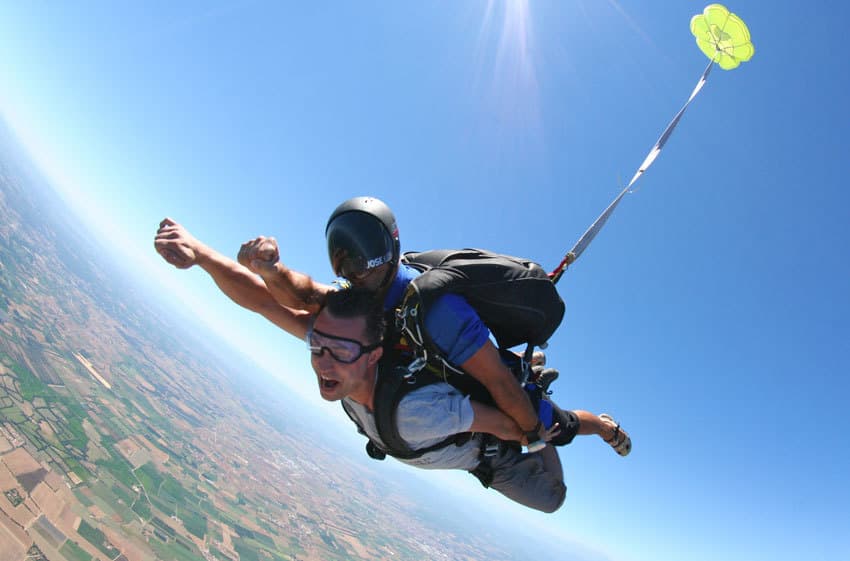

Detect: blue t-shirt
[383, 264, 490, 366]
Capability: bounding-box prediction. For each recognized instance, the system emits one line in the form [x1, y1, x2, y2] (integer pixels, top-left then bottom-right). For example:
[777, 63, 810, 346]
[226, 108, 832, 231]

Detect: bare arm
[154, 218, 311, 339]
[469, 400, 561, 445]
[468, 401, 523, 442]
[237, 236, 334, 314]
[461, 340, 540, 434]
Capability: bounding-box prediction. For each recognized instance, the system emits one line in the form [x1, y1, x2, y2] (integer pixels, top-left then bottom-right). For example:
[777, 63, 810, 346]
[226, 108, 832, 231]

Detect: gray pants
[485, 446, 567, 513]
[469, 407, 578, 513]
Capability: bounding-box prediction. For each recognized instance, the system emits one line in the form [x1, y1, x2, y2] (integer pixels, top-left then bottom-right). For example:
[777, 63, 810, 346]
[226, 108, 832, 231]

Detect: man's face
[309, 310, 382, 403]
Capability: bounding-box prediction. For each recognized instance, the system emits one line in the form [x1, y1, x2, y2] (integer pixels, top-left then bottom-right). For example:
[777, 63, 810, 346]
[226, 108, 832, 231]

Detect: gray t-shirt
[343, 383, 483, 470]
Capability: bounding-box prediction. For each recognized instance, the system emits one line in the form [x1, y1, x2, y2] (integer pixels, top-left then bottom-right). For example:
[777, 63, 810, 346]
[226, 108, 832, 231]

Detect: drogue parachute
[691, 3, 755, 70]
[549, 4, 754, 284]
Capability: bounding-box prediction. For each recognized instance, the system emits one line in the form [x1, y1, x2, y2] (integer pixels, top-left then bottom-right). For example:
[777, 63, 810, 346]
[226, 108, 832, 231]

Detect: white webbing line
[567, 59, 715, 262]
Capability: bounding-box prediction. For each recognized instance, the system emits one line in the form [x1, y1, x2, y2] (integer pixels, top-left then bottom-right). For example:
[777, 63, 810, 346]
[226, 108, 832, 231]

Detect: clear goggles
[307, 327, 380, 364]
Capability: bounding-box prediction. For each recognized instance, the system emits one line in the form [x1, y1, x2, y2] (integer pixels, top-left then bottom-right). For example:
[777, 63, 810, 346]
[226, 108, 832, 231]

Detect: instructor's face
[309, 311, 382, 403]
[346, 263, 393, 292]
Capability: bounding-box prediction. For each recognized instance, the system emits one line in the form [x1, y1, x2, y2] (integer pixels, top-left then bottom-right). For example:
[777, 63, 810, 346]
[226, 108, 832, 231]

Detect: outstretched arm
[237, 236, 334, 314]
[154, 218, 311, 339]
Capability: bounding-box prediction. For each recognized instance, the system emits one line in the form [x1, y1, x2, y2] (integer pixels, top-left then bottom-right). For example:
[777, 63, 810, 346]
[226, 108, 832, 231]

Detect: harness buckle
[405, 357, 427, 382]
[482, 441, 501, 458]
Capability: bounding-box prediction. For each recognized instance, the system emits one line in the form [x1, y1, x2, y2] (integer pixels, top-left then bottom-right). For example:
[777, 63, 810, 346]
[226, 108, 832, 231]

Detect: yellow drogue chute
[691, 4, 755, 70]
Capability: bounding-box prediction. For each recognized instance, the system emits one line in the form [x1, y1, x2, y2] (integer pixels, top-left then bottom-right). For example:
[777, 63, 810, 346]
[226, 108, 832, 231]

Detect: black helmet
[325, 197, 400, 280]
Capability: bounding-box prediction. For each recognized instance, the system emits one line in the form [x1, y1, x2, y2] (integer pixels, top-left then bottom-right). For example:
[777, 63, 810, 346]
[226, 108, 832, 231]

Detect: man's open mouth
[321, 377, 339, 390]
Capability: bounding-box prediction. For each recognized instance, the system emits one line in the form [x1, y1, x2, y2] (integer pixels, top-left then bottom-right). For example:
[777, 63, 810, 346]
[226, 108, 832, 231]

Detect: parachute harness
[396, 283, 548, 454]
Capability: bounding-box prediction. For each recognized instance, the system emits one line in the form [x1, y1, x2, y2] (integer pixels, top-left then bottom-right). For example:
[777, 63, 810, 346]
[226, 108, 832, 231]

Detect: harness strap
[469, 434, 521, 488]
[396, 287, 465, 379]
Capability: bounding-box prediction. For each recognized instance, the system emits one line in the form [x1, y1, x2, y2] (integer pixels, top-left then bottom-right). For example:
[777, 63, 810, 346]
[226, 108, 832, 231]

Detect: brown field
[2, 446, 41, 474]
[116, 437, 150, 469]
[171, 398, 201, 420]
[0, 509, 30, 548]
[87, 504, 106, 521]
[219, 521, 234, 551]
[134, 435, 169, 465]
[135, 378, 156, 393]
[38, 421, 56, 440]
[338, 533, 370, 559]
[30, 481, 60, 519]
[237, 514, 264, 534]
[43, 470, 65, 491]
[56, 507, 79, 536]
[0, 523, 27, 561]
[0, 457, 18, 488]
[6, 500, 36, 528]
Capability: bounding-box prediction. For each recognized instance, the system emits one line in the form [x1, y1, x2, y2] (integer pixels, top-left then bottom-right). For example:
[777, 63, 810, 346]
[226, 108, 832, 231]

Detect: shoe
[600, 414, 631, 457]
[532, 367, 559, 394]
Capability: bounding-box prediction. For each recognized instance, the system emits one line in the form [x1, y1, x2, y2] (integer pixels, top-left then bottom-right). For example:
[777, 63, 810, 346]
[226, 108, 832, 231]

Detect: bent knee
[537, 482, 567, 514]
[550, 408, 580, 446]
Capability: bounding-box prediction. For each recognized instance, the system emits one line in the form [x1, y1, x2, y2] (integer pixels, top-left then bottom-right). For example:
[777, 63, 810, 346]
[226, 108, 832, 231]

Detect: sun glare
[474, 0, 542, 148]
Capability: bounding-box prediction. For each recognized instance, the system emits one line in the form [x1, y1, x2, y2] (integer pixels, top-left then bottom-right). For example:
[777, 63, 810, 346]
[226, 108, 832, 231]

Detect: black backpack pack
[397, 248, 565, 366]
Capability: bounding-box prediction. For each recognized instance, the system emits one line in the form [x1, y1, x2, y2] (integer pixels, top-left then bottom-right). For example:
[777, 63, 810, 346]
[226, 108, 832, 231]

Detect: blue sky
[1, 2, 848, 561]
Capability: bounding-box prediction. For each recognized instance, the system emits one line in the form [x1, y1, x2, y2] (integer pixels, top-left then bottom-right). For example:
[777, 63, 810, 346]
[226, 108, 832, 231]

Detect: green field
[0, 403, 27, 422]
[150, 517, 177, 539]
[135, 462, 164, 494]
[58, 540, 93, 561]
[151, 495, 176, 516]
[72, 489, 94, 507]
[77, 519, 120, 558]
[159, 473, 196, 503]
[109, 482, 135, 505]
[131, 497, 151, 520]
[96, 436, 138, 488]
[10, 360, 46, 400]
[233, 538, 261, 561]
[178, 508, 207, 540]
[251, 530, 275, 548]
[96, 456, 136, 488]
[68, 462, 90, 482]
[2, 354, 91, 453]
[146, 531, 203, 561]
